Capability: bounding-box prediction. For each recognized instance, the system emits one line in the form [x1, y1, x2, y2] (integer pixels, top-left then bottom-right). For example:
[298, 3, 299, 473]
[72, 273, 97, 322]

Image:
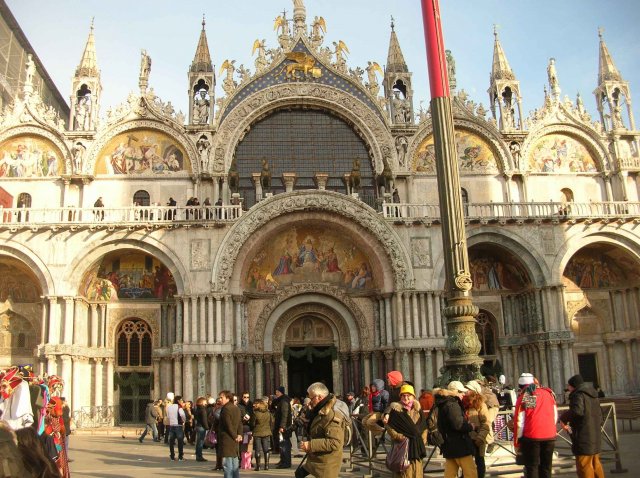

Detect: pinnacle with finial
[386, 17, 407, 73]
[76, 19, 99, 77]
[490, 25, 514, 81]
[597, 27, 622, 84]
[191, 16, 213, 73]
[202, 14, 206, 30]
[391, 15, 395, 31]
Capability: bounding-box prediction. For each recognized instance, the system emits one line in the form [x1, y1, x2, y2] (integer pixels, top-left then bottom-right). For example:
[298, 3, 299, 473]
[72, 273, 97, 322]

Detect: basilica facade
[0, 0, 639, 423]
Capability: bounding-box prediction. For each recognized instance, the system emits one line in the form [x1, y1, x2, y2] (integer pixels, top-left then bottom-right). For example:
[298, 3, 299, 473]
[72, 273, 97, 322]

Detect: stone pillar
[425, 349, 434, 388]
[427, 292, 436, 337]
[215, 296, 223, 343]
[560, 342, 573, 386]
[623, 339, 634, 390]
[153, 359, 161, 398]
[190, 296, 198, 344]
[548, 342, 562, 395]
[160, 304, 168, 347]
[207, 296, 215, 344]
[605, 341, 617, 393]
[106, 358, 114, 408]
[435, 293, 444, 337]
[71, 357, 85, 411]
[94, 358, 103, 408]
[234, 296, 243, 347]
[511, 346, 519, 385]
[184, 355, 193, 400]
[314, 173, 329, 190]
[363, 353, 371, 391]
[224, 296, 232, 343]
[173, 356, 183, 395]
[405, 293, 413, 338]
[418, 293, 427, 338]
[252, 173, 263, 202]
[395, 293, 405, 340]
[374, 298, 382, 348]
[384, 350, 394, 375]
[384, 295, 393, 345]
[412, 350, 423, 393]
[538, 343, 549, 386]
[255, 356, 264, 398]
[47, 297, 59, 344]
[47, 356, 57, 376]
[183, 297, 191, 344]
[63, 297, 74, 345]
[435, 349, 445, 377]
[401, 349, 410, 379]
[351, 352, 361, 394]
[61, 355, 72, 400]
[197, 355, 206, 396]
[40, 298, 48, 346]
[236, 355, 246, 395]
[223, 354, 233, 390]
[89, 303, 98, 347]
[210, 354, 218, 395]
[247, 356, 255, 398]
[175, 298, 183, 345]
[264, 355, 272, 394]
[282, 172, 297, 192]
[199, 296, 206, 343]
[213, 177, 220, 204]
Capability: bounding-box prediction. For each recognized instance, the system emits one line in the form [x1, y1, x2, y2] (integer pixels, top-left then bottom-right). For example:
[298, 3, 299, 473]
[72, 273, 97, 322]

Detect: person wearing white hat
[432, 381, 478, 478]
[513, 373, 557, 478]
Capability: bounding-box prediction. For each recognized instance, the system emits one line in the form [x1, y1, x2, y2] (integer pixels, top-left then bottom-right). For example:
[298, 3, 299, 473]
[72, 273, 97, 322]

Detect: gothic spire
[191, 15, 213, 73]
[490, 25, 514, 81]
[75, 18, 98, 77]
[598, 27, 622, 84]
[386, 17, 408, 73]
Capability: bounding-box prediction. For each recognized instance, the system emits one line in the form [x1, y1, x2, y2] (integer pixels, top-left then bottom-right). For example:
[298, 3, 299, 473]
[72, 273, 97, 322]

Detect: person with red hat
[386, 370, 404, 404]
[0, 366, 34, 430]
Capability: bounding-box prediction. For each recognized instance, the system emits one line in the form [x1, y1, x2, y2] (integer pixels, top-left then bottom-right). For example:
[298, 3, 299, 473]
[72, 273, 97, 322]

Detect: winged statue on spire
[219, 60, 237, 95]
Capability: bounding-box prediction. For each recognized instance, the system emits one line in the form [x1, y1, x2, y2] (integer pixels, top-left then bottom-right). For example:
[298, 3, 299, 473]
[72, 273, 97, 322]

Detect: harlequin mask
[0, 367, 23, 399]
[48, 375, 64, 395]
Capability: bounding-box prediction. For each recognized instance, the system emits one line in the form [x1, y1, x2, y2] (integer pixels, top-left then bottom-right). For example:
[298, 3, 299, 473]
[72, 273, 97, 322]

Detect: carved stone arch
[432, 226, 550, 290]
[211, 190, 412, 292]
[522, 124, 610, 172]
[65, 234, 190, 297]
[408, 117, 511, 173]
[212, 83, 396, 175]
[272, 304, 347, 353]
[0, 242, 55, 297]
[0, 125, 72, 173]
[551, 228, 640, 285]
[254, 284, 371, 352]
[86, 119, 200, 176]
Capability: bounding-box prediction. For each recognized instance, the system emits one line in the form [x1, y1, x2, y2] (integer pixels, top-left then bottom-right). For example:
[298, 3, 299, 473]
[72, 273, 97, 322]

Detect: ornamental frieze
[211, 191, 411, 292]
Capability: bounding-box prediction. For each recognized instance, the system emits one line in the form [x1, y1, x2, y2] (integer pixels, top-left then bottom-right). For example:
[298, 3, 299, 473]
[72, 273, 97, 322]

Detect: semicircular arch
[274, 304, 345, 353]
[212, 190, 412, 293]
[0, 125, 71, 175]
[213, 83, 396, 175]
[0, 242, 55, 297]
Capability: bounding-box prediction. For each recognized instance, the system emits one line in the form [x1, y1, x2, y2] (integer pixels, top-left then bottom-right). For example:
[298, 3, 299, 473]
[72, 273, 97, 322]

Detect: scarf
[368, 390, 379, 412]
[306, 394, 332, 435]
[387, 408, 427, 462]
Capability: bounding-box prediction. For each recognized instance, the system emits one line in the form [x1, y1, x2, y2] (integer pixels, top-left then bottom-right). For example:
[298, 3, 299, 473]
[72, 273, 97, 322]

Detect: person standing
[463, 387, 490, 478]
[218, 390, 243, 478]
[61, 397, 72, 461]
[93, 197, 104, 221]
[434, 381, 478, 478]
[250, 396, 273, 471]
[194, 397, 209, 462]
[166, 395, 186, 461]
[559, 374, 605, 478]
[386, 370, 404, 404]
[385, 384, 427, 478]
[296, 382, 346, 478]
[272, 386, 293, 468]
[513, 373, 557, 478]
[139, 399, 159, 442]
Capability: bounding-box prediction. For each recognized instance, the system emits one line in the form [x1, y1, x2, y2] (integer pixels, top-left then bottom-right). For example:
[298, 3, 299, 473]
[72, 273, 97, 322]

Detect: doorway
[286, 346, 334, 400]
[577, 353, 599, 388]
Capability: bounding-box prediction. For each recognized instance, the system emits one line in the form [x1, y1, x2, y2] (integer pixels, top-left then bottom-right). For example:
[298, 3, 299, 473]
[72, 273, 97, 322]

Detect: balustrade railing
[0, 204, 243, 226]
[382, 201, 640, 221]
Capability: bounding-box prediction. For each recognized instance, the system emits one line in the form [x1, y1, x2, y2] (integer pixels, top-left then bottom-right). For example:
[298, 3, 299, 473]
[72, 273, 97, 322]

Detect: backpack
[425, 405, 444, 448]
[332, 398, 353, 447]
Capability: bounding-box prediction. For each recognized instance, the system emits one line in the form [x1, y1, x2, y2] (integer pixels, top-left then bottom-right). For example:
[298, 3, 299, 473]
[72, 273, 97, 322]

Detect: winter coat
[273, 394, 292, 430]
[250, 401, 273, 438]
[194, 405, 209, 429]
[434, 388, 475, 459]
[385, 401, 427, 478]
[559, 383, 602, 456]
[513, 385, 557, 446]
[303, 395, 345, 478]
[370, 379, 390, 412]
[464, 396, 491, 456]
[219, 402, 242, 457]
[145, 402, 158, 425]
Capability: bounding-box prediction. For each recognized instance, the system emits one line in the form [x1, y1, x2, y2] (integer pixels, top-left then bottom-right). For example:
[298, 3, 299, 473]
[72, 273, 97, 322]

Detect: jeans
[140, 422, 158, 441]
[168, 426, 184, 459]
[195, 425, 206, 458]
[222, 456, 240, 478]
[279, 430, 292, 466]
[520, 438, 555, 478]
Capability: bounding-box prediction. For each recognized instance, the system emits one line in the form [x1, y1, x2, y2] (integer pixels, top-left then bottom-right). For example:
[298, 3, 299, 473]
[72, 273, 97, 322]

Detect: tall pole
[420, 0, 482, 383]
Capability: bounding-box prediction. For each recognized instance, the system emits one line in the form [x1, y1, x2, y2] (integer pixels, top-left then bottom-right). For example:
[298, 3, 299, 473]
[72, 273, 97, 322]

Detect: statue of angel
[274, 14, 290, 36]
[237, 64, 251, 83]
[365, 61, 383, 96]
[332, 40, 349, 72]
[252, 39, 268, 71]
[311, 16, 326, 41]
[219, 60, 237, 95]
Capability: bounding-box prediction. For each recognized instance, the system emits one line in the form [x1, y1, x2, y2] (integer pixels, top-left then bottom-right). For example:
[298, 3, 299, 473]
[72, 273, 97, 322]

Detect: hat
[518, 373, 535, 387]
[466, 380, 482, 394]
[386, 371, 404, 387]
[447, 381, 467, 393]
[346, 391, 355, 397]
[261, 396, 270, 403]
[400, 384, 416, 397]
[276, 386, 285, 394]
[167, 392, 175, 401]
[568, 374, 584, 388]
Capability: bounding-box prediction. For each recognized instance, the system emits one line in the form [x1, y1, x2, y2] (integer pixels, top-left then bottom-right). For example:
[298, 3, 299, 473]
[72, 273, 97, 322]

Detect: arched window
[475, 311, 496, 357]
[17, 193, 31, 208]
[133, 190, 150, 206]
[560, 188, 574, 203]
[461, 188, 469, 216]
[116, 319, 152, 367]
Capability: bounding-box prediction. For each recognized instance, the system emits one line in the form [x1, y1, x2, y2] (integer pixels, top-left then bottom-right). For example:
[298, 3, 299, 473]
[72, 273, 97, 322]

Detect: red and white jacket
[513, 385, 557, 447]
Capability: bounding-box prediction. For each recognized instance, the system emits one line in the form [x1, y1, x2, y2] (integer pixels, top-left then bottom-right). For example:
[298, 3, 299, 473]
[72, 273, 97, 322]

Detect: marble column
[184, 355, 193, 399]
[435, 349, 445, 377]
[427, 292, 436, 338]
[418, 293, 427, 338]
[207, 296, 215, 344]
[425, 349, 434, 388]
[199, 296, 206, 344]
[106, 358, 114, 408]
[183, 297, 191, 344]
[197, 355, 206, 396]
[264, 355, 272, 394]
[412, 350, 423, 393]
[605, 341, 617, 393]
[173, 357, 183, 395]
[234, 296, 243, 348]
[247, 357, 255, 398]
[61, 356, 72, 402]
[89, 304, 98, 347]
[47, 356, 57, 376]
[384, 350, 394, 375]
[538, 343, 549, 386]
[63, 297, 74, 345]
[395, 293, 405, 340]
[404, 293, 412, 338]
[374, 298, 382, 348]
[560, 342, 573, 386]
[224, 296, 232, 343]
[548, 342, 562, 395]
[255, 356, 264, 398]
[168, 304, 176, 345]
[94, 358, 103, 408]
[623, 339, 634, 390]
[175, 298, 183, 345]
[223, 354, 233, 390]
[363, 353, 371, 391]
[153, 359, 161, 398]
[384, 295, 393, 345]
[48, 297, 59, 344]
[351, 352, 361, 394]
[401, 350, 410, 379]
[190, 296, 198, 344]
[40, 298, 48, 346]
[210, 354, 218, 395]
[215, 296, 223, 343]
[236, 355, 246, 395]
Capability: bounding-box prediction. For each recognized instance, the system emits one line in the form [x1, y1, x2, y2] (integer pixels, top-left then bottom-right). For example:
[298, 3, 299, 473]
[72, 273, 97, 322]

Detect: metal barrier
[72, 405, 119, 428]
[345, 403, 626, 477]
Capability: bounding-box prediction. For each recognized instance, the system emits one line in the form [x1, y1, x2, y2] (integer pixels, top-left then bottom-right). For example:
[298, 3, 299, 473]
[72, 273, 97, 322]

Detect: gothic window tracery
[475, 311, 496, 357]
[116, 318, 152, 367]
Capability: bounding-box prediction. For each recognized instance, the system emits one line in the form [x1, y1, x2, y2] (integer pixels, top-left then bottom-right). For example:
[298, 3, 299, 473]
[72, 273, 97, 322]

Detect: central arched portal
[284, 316, 336, 399]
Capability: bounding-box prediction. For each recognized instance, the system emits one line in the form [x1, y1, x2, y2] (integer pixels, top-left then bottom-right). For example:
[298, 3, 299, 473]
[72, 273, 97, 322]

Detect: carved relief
[190, 239, 210, 271]
[411, 237, 432, 269]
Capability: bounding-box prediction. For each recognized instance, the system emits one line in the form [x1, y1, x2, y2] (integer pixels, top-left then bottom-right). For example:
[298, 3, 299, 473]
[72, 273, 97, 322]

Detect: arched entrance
[114, 318, 153, 423]
[284, 316, 336, 399]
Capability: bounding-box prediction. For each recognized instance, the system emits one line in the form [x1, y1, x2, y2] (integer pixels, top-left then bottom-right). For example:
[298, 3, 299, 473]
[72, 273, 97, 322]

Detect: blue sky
[7, 0, 640, 123]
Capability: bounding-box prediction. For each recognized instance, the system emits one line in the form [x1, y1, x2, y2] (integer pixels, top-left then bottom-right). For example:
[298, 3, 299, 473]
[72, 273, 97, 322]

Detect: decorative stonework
[253, 282, 371, 351]
[211, 190, 411, 291]
[213, 83, 396, 175]
[190, 239, 210, 271]
[106, 307, 161, 348]
[271, 304, 348, 353]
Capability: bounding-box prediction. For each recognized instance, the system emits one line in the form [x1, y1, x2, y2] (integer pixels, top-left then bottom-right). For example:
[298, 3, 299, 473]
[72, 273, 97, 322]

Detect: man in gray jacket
[139, 399, 159, 442]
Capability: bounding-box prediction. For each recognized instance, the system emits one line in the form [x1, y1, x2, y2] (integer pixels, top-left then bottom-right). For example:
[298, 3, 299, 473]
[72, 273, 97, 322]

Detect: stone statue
[547, 57, 560, 97]
[332, 40, 349, 72]
[366, 61, 383, 96]
[72, 142, 86, 174]
[196, 134, 211, 170]
[311, 16, 326, 42]
[445, 49, 456, 91]
[509, 141, 521, 169]
[260, 158, 271, 192]
[252, 39, 268, 71]
[219, 60, 237, 95]
[25, 54, 36, 90]
[140, 50, 152, 81]
[74, 94, 91, 130]
[350, 159, 361, 192]
[396, 136, 409, 168]
[193, 89, 210, 124]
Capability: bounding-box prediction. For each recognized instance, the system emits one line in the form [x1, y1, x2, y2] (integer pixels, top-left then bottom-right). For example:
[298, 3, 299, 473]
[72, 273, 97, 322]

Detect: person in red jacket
[513, 373, 557, 478]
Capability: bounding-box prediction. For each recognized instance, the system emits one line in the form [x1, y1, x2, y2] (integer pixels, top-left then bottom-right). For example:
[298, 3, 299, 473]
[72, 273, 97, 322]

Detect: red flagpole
[421, 0, 450, 98]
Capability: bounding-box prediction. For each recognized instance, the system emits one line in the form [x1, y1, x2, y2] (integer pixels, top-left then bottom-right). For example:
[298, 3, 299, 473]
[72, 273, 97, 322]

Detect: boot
[264, 452, 270, 470]
[255, 455, 261, 471]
